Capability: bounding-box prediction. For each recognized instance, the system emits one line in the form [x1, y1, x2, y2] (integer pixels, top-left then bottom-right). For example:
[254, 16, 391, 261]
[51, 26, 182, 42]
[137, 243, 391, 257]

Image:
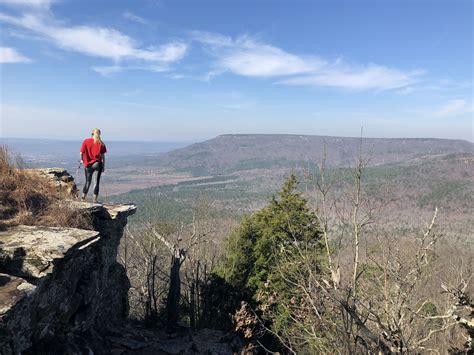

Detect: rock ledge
[0, 200, 136, 354]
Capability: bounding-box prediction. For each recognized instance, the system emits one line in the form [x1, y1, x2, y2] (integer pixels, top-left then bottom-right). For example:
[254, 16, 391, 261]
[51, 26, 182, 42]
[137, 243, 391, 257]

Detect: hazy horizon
[0, 132, 474, 145]
[1, 132, 473, 144]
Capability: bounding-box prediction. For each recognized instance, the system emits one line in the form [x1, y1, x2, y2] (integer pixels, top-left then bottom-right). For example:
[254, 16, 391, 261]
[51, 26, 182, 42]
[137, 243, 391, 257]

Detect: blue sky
[0, 0, 472, 141]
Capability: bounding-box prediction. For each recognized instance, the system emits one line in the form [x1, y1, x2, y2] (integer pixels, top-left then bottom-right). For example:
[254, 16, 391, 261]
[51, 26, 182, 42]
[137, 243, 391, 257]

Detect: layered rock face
[0, 201, 136, 354]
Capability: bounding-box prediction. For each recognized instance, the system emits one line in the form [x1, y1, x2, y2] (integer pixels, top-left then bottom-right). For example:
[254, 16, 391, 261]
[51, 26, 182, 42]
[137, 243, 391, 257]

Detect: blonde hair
[92, 128, 103, 145]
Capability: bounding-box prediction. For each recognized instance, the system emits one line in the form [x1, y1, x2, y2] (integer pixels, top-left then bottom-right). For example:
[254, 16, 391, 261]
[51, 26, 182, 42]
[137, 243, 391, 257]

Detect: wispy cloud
[0, 6, 187, 74]
[122, 11, 148, 25]
[0, 12, 188, 62]
[120, 89, 142, 97]
[435, 99, 472, 117]
[0, 46, 32, 63]
[92, 63, 170, 77]
[281, 63, 422, 91]
[192, 31, 422, 91]
[192, 31, 324, 78]
[91, 65, 123, 77]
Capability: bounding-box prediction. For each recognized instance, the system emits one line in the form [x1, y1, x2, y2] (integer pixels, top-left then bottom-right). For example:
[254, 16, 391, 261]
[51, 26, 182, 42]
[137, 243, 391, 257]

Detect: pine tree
[219, 174, 323, 289]
[216, 174, 325, 333]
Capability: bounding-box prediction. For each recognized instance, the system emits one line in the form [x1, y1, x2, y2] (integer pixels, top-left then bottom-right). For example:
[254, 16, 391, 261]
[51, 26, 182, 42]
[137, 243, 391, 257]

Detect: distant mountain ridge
[156, 134, 473, 175]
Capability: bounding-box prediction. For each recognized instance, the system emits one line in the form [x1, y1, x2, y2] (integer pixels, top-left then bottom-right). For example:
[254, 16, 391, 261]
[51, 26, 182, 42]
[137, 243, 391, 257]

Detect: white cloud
[219, 44, 318, 77]
[122, 11, 148, 25]
[435, 99, 472, 117]
[92, 65, 124, 77]
[281, 63, 422, 91]
[48, 24, 138, 59]
[192, 31, 422, 91]
[0, 11, 188, 69]
[192, 31, 324, 77]
[134, 42, 188, 62]
[0, 46, 32, 63]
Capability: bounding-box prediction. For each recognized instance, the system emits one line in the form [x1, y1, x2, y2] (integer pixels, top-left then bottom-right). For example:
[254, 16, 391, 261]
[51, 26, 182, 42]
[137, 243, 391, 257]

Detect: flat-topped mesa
[0, 200, 137, 354]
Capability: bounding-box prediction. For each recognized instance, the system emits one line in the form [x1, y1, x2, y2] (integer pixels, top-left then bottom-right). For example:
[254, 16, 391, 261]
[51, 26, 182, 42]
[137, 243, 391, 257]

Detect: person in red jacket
[80, 128, 107, 203]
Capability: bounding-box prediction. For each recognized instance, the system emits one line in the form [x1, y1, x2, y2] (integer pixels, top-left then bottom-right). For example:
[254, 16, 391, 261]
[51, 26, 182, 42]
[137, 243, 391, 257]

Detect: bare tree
[148, 215, 204, 331]
[264, 137, 473, 353]
[120, 224, 170, 325]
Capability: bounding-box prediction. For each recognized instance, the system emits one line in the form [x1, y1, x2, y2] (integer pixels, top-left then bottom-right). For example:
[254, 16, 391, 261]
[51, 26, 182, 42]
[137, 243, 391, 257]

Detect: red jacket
[80, 138, 107, 167]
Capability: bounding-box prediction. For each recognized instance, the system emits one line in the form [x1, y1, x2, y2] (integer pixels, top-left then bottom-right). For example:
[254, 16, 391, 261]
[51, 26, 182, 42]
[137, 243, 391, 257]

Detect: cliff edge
[0, 199, 136, 354]
[0, 167, 243, 354]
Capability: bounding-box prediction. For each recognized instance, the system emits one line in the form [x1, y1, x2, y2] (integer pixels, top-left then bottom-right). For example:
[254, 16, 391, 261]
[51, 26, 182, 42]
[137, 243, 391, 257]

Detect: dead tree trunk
[166, 250, 185, 332]
[150, 224, 199, 333]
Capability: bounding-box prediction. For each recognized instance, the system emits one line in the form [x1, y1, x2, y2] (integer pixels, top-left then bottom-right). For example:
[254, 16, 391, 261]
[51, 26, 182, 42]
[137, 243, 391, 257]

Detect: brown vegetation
[0, 146, 92, 230]
[119, 197, 236, 330]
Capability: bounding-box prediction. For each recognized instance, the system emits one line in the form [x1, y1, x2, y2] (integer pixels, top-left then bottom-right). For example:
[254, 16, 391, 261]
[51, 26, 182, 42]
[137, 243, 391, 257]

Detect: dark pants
[83, 161, 103, 195]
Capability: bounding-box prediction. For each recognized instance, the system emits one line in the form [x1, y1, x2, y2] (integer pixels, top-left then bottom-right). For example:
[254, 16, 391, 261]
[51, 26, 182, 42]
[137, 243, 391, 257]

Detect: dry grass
[0, 146, 93, 230]
[37, 201, 94, 230]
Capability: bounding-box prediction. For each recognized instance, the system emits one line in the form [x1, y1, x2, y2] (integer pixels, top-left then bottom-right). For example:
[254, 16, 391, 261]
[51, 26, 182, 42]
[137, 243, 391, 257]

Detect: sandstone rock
[66, 200, 103, 214]
[0, 201, 137, 354]
[0, 225, 100, 278]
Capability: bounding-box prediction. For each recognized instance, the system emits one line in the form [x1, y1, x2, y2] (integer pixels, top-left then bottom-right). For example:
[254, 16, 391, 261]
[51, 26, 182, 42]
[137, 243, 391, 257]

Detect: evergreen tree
[219, 174, 323, 292]
[215, 174, 326, 348]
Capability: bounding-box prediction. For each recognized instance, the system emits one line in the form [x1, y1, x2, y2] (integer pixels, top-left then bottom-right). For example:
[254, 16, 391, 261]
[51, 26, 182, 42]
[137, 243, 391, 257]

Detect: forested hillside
[153, 134, 473, 175]
[111, 135, 474, 241]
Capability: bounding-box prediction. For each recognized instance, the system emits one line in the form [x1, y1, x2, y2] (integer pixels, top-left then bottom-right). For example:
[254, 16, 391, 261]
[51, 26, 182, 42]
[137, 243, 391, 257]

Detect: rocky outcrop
[0, 169, 244, 354]
[28, 167, 79, 197]
[0, 201, 136, 354]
